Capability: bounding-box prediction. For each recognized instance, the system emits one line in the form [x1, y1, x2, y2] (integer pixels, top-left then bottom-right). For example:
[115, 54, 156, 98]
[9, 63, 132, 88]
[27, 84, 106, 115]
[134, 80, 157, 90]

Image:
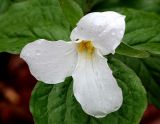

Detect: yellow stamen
[77, 40, 95, 58]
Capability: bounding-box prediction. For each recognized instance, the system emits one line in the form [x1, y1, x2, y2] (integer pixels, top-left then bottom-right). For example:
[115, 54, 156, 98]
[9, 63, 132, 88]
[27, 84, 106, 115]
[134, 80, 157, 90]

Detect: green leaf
[143, 55, 160, 107]
[115, 54, 160, 108]
[143, 55, 160, 77]
[133, 43, 160, 55]
[73, 0, 103, 13]
[93, 7, 160, 106]
[93, 0, 160, 14]
[30, 58, 147, 124]
[0, 0, 11, 14]
[116, 42, 150, 58]
[117, 8, 160, 55]
[0, 0, 83, 53]
[73, 0, 86, 11]
[0, 0, 27, 14]
[59, 0, 83, 28]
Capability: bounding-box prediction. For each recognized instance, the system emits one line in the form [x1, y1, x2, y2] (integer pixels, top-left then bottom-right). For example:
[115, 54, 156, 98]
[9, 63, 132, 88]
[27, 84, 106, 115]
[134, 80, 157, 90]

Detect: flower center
[77, 40, 95, 58]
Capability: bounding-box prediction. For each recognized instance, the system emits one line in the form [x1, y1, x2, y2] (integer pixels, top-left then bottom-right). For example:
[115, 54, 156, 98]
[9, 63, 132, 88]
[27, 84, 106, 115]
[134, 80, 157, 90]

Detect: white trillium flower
[20, 11, 125, 118]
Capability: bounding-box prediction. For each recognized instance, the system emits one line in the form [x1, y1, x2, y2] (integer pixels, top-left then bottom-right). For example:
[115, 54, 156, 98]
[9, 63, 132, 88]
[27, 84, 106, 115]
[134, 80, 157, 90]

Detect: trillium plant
[20, 11, 125, 118]
[2, 0, 160, 123]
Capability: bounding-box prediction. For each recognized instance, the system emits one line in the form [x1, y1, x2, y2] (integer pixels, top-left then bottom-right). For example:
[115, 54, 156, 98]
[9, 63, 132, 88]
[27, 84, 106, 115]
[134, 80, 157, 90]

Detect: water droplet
[80, 27, 83, 30]
[35, 50, 41, 56]
[103, 30, 107, 33]
[36, 53, 40, 56]
[114, 106, 119, 110]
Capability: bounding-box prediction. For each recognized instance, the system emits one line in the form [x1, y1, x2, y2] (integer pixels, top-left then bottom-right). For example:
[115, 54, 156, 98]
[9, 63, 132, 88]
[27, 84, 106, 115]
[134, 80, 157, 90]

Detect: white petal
[20, 39, 77, 84]
[70, 11, 125, 55]
[72, 50, 123, 118]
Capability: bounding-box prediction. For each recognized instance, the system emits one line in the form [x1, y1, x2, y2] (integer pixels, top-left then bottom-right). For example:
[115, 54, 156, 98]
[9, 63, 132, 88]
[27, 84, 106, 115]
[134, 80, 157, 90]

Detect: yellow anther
[77, 40, 95, 58]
